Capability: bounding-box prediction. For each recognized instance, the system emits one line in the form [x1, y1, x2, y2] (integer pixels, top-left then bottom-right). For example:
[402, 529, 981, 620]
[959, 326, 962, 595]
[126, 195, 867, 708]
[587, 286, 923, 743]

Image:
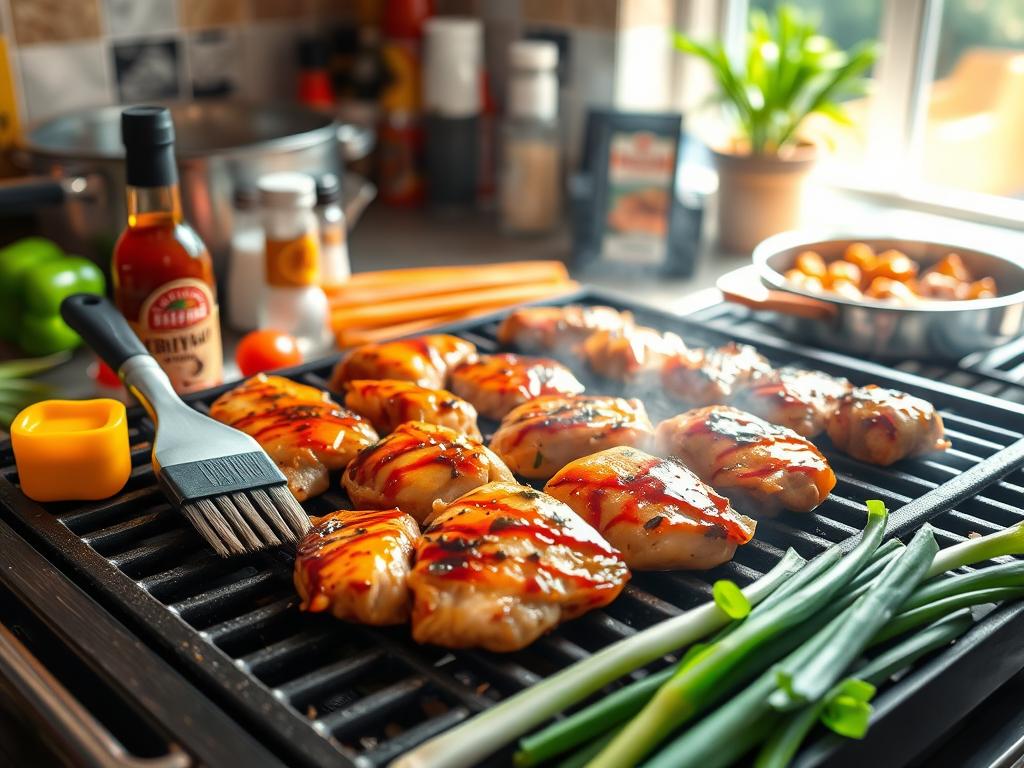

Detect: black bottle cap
[299, 37, 329, 69]
[315, 173, 341, 205]
[121, 106, 177, 188]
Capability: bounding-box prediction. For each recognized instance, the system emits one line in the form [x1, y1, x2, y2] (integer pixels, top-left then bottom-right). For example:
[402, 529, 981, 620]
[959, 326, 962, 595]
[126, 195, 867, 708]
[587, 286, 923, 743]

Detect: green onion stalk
[926, 521, 1024, 577]
[770, 524, 939, 709]
[754, 610, 974, 768]
[586, 502, 889, 768]
[388, 548, 806, 768]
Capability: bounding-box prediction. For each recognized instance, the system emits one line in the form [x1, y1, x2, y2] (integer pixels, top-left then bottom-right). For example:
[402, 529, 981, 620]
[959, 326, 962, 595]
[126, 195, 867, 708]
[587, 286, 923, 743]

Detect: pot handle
[717, 265, 837, 321]
[0, 175, 94, 216]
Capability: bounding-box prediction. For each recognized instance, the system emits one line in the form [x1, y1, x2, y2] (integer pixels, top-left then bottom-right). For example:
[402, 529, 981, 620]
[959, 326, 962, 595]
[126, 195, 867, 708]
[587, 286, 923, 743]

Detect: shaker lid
[509, 40, 558, 71]
[423, 17, 483, 117]
[258, 171, 316, 209]
[315, 173, 342, 205]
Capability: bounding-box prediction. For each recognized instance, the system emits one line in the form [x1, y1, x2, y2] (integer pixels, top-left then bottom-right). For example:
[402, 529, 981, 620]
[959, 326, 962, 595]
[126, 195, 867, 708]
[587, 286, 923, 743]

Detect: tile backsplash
[1, 0, 353, 124]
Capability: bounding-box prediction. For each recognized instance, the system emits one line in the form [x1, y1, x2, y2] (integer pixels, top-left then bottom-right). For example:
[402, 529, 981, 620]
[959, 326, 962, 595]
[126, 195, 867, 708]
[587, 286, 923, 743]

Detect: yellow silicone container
[11, 399, 131, 502]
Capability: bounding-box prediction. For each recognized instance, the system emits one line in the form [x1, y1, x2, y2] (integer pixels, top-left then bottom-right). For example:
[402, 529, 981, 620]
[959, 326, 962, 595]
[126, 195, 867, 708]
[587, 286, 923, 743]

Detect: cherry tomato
[236, 330, 303, 377]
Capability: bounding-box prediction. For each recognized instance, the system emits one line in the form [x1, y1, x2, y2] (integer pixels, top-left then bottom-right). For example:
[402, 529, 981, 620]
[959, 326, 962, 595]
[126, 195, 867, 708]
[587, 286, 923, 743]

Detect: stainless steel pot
[0, 102, 374, 275]
[717, 231, 1024, 360]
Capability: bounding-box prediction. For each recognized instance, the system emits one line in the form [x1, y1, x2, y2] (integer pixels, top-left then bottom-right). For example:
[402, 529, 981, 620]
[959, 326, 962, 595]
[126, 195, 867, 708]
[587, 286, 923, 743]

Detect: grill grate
[3, 289, 1024, 768]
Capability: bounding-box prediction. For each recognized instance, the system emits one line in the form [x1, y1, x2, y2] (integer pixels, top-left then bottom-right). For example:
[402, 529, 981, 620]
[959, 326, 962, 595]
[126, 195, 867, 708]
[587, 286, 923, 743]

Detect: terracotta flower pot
[712, 144, 817, 254]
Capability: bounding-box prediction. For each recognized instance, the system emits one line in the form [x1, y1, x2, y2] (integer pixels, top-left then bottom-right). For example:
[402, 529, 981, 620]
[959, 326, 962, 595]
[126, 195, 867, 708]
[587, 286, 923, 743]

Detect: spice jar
[500, 40, 562, 234]
[314, 174, 351, 288]
[258, 172, 331, 356]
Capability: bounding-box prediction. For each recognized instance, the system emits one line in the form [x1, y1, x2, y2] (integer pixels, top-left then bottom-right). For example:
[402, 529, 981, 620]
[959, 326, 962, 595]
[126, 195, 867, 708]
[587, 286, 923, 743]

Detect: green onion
[554, 728, 620, 768]
[770, 524, 938, 710]
[754, 610, 973, 768]
[926, 521, 1024, 578]
[588, 504, 888, 768]
[871, 586, 1024, 645]
[904, 559, 1024, 611]
[713, 580, 751, 619]
[819, 678, 876, 738]
[391, 549, 806, 768]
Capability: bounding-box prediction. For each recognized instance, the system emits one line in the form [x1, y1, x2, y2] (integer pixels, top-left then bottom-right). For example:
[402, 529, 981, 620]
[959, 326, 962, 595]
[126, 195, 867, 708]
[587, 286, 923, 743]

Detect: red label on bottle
[147, 284, 211, 329]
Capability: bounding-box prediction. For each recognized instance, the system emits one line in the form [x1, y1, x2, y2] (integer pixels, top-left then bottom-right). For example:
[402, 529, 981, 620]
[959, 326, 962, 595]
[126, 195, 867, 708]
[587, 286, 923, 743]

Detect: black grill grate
[3, 289, 1024, 768]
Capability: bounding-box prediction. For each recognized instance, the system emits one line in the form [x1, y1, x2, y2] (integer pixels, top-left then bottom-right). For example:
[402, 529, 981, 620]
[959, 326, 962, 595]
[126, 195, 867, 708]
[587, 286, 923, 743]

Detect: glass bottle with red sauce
[113, 106, 223, 393]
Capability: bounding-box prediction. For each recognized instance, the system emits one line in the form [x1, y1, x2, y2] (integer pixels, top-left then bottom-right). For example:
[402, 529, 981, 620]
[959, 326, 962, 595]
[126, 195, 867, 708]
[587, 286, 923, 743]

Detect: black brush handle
[61, 293, 149, 372]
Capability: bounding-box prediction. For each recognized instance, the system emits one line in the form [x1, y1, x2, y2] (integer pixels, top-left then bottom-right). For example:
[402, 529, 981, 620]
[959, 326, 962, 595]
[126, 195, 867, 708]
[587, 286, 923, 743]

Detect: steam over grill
[3, 290, 1024, 768]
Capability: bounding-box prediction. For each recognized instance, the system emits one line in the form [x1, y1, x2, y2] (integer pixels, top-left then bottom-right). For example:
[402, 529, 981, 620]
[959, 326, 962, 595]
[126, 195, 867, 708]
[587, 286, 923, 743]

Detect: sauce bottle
[258, 172, 331, 357]
[113, 106, 223, 394]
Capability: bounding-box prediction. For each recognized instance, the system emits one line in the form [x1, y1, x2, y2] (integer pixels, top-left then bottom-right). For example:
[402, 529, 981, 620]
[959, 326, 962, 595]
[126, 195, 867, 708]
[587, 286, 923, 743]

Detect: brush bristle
[181, 485, 311, 557]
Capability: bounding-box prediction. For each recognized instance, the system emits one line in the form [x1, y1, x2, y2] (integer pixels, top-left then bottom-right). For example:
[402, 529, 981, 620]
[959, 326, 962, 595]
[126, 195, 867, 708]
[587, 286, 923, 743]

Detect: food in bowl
[784, 243, 997, 305]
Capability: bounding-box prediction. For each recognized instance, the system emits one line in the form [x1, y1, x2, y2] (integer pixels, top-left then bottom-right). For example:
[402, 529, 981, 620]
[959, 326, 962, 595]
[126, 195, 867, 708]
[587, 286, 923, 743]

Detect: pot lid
[22, 102, 337, 160]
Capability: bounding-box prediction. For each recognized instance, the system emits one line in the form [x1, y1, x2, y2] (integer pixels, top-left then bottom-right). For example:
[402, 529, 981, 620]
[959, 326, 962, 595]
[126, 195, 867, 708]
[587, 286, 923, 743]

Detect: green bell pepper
[0, 237, 64, 341]
[0, 238, 105, 355]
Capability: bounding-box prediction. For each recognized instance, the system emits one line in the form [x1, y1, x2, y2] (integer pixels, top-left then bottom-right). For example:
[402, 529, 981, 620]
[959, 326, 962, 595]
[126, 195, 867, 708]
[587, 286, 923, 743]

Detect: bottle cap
[315, 173, 342, 205]
[121, 106, 177, 187]
[298, 37, 329, 69]
[258, 172, 316, 209]
[423, 17, 483, 118]
[510, 40, 558, 71]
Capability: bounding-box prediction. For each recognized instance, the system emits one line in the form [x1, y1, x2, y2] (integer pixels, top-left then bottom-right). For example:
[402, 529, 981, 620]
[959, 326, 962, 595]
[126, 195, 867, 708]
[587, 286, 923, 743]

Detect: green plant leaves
[673, 3, 877, 154]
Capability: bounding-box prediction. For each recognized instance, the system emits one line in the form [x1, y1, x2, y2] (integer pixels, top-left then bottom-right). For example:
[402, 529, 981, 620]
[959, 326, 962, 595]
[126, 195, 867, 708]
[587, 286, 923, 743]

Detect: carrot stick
[336, 311, 476, 346]
[330, 280, 579, 330]
[327, 261, 570, 307]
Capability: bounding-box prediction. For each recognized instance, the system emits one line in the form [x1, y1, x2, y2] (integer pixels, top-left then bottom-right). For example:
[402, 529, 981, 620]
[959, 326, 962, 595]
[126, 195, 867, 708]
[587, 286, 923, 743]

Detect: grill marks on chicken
[489, 394, 655, 479]
[656, 406, 836, 514]
[497, 304, 631, 354]
[826, 385, 951, 466]
[294, 508, 418, 625]
[731, 368, 852, 437]
[343, 422, 515, 523]
[449, 353, 585, 420]
[330, 334, 477, 390]
[343, 378, 481, 440]
[210, 374, 379, 500]
[409, 482, 629, 652]
[544, 447, 755, 570]
[663, 343, 774, 407]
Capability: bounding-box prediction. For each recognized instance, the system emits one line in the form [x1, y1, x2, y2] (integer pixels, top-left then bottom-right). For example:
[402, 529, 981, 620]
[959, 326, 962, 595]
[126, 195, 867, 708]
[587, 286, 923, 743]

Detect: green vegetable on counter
[0, 351, 69, 428]
[0, 237, 105, 356]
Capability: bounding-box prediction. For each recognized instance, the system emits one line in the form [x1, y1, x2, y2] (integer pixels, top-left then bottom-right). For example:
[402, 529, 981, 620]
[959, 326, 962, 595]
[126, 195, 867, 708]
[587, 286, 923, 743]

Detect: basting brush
[61, 294, 310, 556]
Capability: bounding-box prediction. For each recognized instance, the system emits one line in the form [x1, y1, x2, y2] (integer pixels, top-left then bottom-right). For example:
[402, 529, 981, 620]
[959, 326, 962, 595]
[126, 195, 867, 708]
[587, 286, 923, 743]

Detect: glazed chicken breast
[544, 447, 756, 570]
[826, 385, 951, 466]
[489, 394, 655, 479]
[497, 304, 631, 353]
[343, 379, 481, 440]
[731, 368, 852, 438]
[294, 508, 419, 625]
[342, 421, 515, 523]
[210, 375, 379, 500]
[663, 343, 774, 407]
[656, 406, 836, 514]
[581, 326, 687, 383]
[449, 353, 585, 420]
[329, 334, 477, 390]
[409, 481, 629, 652]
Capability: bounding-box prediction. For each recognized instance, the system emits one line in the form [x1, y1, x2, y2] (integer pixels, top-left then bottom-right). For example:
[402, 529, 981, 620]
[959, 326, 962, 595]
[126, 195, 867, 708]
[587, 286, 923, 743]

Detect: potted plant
[675, 5, 877, 253]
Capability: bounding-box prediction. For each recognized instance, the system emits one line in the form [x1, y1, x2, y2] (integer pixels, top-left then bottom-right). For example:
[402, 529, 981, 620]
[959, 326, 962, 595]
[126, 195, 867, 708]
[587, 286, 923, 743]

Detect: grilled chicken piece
[294, 508, 418, 625]
[656, 406, 836, 514]
[208, 374, 331, 423]
[497, 304, 631, 353]
[343, 379, 481, 440]
[343, 422, 515, 523]
[329, 334, 477, 390]
[581, 326, 687, 383]
[210, 375, 378, 501]
[663, 343, 774, 407]
[449, 353, 585, 420]
[826, 385, 951, 466]
[545, 447, 755, 570]
[731, 368, 852, 437]
[409, 481, 629, 651]
[489, 394, 655, 479]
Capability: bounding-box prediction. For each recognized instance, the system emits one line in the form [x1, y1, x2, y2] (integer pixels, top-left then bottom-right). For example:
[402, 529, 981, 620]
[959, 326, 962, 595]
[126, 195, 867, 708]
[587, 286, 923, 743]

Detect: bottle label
[132, 279, 223, 394]
[266, 234, 320, 287]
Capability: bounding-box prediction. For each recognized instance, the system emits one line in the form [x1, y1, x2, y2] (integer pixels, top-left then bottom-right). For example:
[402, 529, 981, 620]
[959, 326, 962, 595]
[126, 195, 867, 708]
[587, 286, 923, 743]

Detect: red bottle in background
[297, 38, 335, 111]
[377, 0, 433, 206]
